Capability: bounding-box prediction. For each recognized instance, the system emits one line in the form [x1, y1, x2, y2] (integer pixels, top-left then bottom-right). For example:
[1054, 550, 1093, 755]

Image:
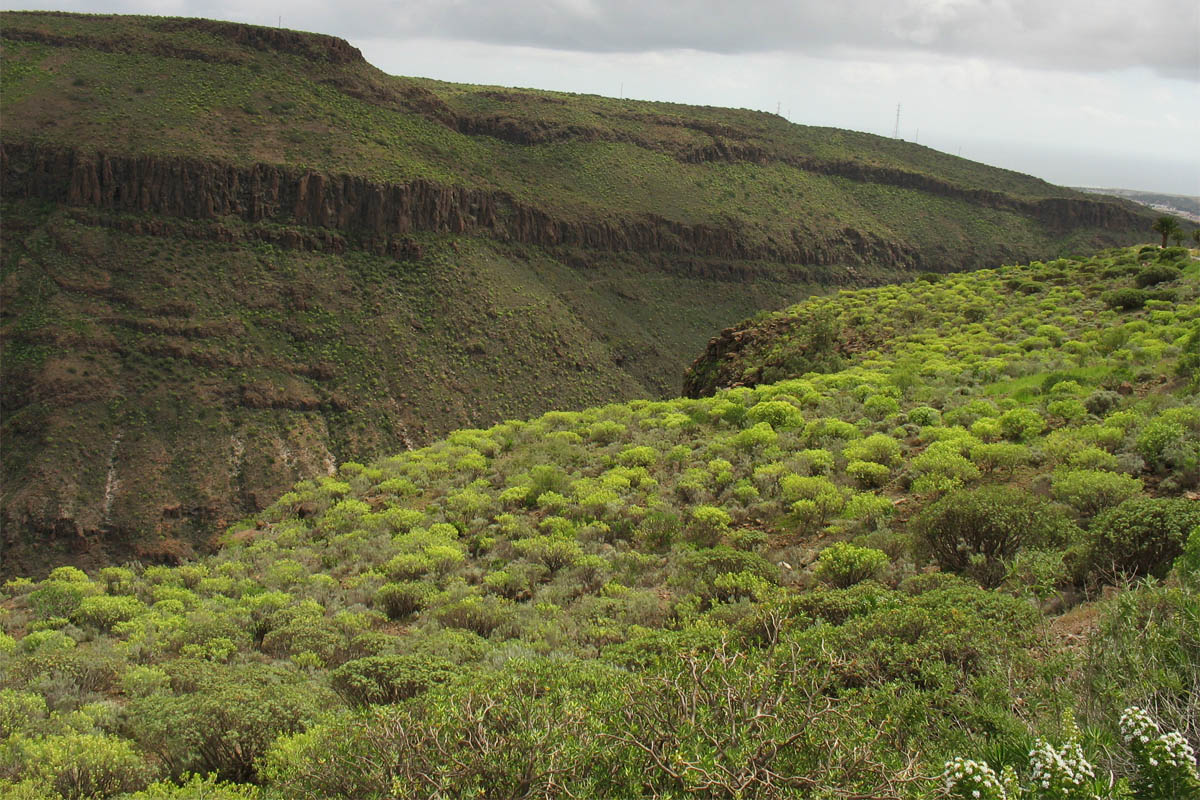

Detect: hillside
[1075, 187, 1200, 224]
[0, 11, 1156, 575]
[1, 245, 1198, 799]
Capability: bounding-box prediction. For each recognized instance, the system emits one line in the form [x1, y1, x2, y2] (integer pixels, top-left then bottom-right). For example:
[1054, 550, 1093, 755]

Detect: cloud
[27, 0, 1200, 79]
[341, 0, 1198, 80]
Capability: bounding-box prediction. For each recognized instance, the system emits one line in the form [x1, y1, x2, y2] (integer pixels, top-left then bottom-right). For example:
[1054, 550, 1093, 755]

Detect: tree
[1172, 229, 1184, 247]
[1151, 215, 1181, 247]
[1192, 228, 1200, 247]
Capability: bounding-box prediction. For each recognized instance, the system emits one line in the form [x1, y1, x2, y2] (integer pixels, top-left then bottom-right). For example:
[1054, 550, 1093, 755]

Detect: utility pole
[893, 103, 900, 139]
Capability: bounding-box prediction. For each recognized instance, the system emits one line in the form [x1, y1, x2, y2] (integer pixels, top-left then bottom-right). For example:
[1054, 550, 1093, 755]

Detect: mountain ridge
[0, 11, 1155, 576]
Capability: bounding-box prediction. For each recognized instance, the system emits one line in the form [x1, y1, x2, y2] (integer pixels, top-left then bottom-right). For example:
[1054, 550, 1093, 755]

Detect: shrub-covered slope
[0, 12, 1158, 574]
[2, 246, 1198, 799]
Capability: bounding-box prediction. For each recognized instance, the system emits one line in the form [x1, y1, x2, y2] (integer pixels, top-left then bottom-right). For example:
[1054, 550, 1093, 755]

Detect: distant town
[1076, 187, 1200, 224]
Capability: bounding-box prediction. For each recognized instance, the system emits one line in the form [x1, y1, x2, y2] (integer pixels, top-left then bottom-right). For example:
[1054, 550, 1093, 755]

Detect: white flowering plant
[1118, 706, 1200, 799]
[944, 714, 1105, 800]
[943, 756, 1008, 800]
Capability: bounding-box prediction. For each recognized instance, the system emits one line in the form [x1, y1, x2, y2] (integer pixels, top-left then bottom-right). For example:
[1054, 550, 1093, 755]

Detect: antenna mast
[893, 103, 901, 139]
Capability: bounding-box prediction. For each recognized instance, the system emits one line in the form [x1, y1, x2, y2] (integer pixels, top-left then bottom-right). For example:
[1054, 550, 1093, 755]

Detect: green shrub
[375, 581, 434, 620]
[734, 422, 777, 450]
[123, 773, 262, 799]
[1119, 706, 1200, 799]
[746, 400, 803, 429]
[0, 690, 47, 739]
[330, 655, 455, 707]
[511, 536, 583, 570]
[842, 492, 895, 529]
[433, 595, 514, 637]
[842, 434, 902, 466]
[618, 446, 658, 467]
[70, 595, 145, 631]
[1085, 497, 1200, 579]
[1156, 246, 1188, 262]
[1084, 389, 1123, 416]
[1046, 398, 1088, 423]
[1176, 526, 1200, 582]
[677, 546, 778, 601]
[812, 543, 888, 588]
[29, 577, 96, 619]
[863, 394, 899, 420]
[846, 460, 891, 489]
[1135, 263, 1182, 287]
[1050, 469, 1142, 516]
[907, 406, 941, 426]
[127, 661, 333, 783]
[911, 486, 1078, 586]
[5, 731, 153, 799]
[968, 442, 1030, 474]
[1103, 288, 1148, 310]
[1066, 446, 1119, 471]
[998, 408, 1045, 441]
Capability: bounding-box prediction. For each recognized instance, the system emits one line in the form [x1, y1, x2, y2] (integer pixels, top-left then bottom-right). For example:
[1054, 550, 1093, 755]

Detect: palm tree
[1152, 215, 1181, 247]
[1192, 228, 1200, 247]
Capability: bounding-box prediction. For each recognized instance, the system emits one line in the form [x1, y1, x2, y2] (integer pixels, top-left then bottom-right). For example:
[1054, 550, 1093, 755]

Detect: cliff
[0, 12, 1158, 576]
[1, 141, 1146, 275]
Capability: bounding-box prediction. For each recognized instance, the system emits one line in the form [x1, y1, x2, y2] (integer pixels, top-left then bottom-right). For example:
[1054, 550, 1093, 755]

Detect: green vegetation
[2, 246, 1198, 797]
[0, 12, 1155, 570]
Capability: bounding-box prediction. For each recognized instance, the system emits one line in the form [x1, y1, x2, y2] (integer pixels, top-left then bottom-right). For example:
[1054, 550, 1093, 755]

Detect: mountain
[1, 245, 1196, 797]
[0, 12, 1155, 576]
[1074, 187, 1200, 224]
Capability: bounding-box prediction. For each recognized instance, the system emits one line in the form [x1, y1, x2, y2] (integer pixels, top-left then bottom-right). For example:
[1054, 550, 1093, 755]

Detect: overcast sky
[22, 0, 1200, 195]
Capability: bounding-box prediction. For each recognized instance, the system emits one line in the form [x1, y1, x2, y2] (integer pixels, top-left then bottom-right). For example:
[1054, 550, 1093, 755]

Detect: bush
[1119, 706, 1200, 799]
[1176, 526, 1200, 583]
[812, 543, 888, 588]
[842, 434, 902, 466]
[863, 395, 899, 420]
[127, 662, 334, 783]
[123, 773, 262, 799]
[907, 406, 941, 426]
[1135, 264, 1182, 287]
[1102, 288, 1148, 310]
[1084, 389, 1123, 416]
[1085, 497, 1200, 579]
[512, 536, 583, 570]
[746, 400, 803, 429]
[968, 442, 1029, 474]
[1050, 469, 1142, 516]
[6, 732, 153, 800]
[846, 460, 891, 489]
[911, 486, 1078, 586]
[1047, 398, 1088, 423]
[70, 595, 145, 631]
[433, 595, 514, 637]
[375, 581, 433, 620]
[998, 408, 1045, 441]
[330, 655, 455, 707]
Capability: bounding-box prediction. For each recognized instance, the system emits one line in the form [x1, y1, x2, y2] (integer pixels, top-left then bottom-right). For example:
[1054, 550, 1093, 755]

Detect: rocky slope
[0, 12, 1155, 576]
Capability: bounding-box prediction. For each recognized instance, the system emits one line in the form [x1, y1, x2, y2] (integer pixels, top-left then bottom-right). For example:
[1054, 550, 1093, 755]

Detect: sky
[21, 0, 1200, 195]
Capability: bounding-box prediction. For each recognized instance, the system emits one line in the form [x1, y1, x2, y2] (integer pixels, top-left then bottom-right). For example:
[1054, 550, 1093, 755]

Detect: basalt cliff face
[0, 143, 912, 273]
[0, 12, 1155, 576]
[2, 142, 1145, 273]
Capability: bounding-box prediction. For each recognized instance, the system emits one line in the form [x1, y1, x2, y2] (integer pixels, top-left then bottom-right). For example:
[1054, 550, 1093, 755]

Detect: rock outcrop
[2, 141, 924, 270]
[0, 142, 1146, 274]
